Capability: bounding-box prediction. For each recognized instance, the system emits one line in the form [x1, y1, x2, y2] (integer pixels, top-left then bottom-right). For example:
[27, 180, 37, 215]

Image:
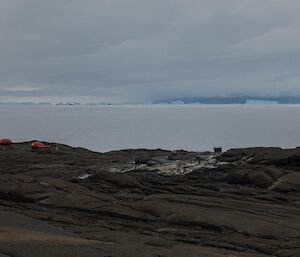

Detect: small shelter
[31, 141, 52, 153]
[213, 147, 222, 155]
[0, 138, 12, 146]
[31, 141, 44, 149]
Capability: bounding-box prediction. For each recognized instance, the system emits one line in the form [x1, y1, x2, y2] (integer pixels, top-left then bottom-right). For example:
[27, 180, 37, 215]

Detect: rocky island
[0, 142, 299, 257]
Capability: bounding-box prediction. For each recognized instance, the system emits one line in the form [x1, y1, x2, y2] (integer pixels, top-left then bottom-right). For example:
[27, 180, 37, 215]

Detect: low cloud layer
[1, 0, 300, 103]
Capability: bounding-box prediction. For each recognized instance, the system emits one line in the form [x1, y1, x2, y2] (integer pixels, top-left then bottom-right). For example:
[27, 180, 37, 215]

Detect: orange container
[31, 141, 44, 149]
[0, 138, 12, 145]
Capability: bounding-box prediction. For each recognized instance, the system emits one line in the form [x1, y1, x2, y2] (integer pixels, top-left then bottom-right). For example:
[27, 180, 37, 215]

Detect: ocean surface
[0, 104, 299, 152]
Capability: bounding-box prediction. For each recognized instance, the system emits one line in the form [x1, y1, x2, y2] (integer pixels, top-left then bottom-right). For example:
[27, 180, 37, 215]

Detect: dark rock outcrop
[0, 142, 299, 257]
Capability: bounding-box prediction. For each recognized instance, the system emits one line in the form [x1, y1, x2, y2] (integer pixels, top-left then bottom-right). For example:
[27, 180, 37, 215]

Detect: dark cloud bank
[0, 0, 300, 103]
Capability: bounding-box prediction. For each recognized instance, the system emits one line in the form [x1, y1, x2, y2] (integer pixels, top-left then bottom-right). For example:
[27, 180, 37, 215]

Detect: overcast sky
[1, 0, 300, 103]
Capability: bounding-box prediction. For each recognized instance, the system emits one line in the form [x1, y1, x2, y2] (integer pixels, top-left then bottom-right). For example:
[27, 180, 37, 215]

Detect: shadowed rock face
[219, 147, 300, 191]
[0, 143, 299, 257]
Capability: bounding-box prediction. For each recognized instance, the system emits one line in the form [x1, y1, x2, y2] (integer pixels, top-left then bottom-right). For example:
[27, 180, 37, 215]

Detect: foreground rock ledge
[0, 142, 299, 257]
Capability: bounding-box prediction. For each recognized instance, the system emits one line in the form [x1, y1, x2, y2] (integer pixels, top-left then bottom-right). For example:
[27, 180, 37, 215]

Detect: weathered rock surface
[0, 142, 299, 257]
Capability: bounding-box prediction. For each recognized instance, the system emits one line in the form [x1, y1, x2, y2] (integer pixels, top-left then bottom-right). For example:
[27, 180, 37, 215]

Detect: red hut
[0, 138, 12, 146]
[31, 141, 52, 153]
[31, 141, 44, 149]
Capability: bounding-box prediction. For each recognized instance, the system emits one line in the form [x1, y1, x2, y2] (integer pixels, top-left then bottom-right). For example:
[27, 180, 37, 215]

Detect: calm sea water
[0, 104, 299, 152]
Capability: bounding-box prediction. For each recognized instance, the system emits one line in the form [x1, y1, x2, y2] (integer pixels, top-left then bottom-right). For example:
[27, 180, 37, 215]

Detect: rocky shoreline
[0, 142, 299, 257]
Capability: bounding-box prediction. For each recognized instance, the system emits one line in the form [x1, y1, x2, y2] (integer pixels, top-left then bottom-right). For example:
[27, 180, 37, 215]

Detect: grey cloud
[0, 0, 300, 103]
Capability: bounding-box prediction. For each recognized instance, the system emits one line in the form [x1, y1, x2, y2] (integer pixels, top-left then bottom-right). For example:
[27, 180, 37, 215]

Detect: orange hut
[31, 141, 52, 153]
[0, 138, 12, 146]
[31, 141, 44, 149]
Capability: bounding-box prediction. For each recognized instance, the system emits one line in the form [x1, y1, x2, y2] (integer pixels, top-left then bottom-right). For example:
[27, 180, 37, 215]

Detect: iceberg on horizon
[245, 99, 279, 105]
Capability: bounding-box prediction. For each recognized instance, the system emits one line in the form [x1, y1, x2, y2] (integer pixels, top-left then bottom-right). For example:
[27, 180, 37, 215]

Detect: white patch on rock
[77, 174, 91, 180]
[108, 154, 229, 175]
